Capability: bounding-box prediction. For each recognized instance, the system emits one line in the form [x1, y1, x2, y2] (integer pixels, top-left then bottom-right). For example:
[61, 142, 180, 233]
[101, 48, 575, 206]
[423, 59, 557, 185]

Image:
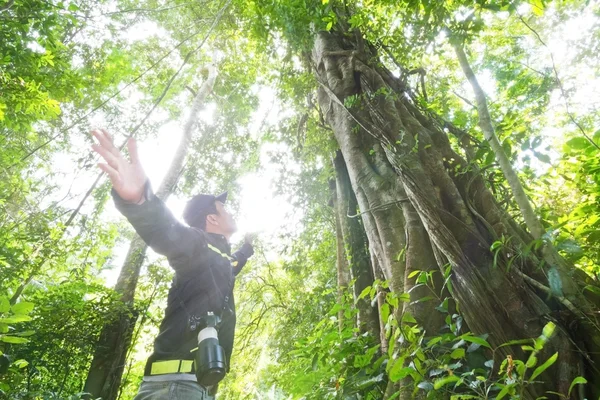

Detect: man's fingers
[127, 138, 141, 165]
[92, 144, 120, 170]
[92, 129, 113, 150]
[98, 163, 121, 185]
[92, 129, 121, 157]
[100, 128, 114, 144]
[100, 128, 123, 156]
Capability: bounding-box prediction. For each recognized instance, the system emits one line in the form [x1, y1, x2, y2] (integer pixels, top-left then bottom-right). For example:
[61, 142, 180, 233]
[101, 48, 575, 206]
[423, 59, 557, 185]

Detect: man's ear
[206, 214, 219, 226]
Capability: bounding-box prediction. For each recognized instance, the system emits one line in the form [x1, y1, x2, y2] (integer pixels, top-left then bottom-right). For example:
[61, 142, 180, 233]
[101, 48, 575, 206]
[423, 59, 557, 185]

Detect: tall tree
[312, 28, 598, 398]
[233, 0, 600, 397]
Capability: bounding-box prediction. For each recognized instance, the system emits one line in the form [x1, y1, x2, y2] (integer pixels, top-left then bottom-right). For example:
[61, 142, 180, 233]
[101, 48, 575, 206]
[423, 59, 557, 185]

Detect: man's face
[213, 201, 237, 235]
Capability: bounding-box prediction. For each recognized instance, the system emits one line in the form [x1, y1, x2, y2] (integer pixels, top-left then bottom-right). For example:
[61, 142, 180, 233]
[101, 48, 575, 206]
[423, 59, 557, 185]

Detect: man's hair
[194, 203, 218, 230]
[183, 192, 227, 230]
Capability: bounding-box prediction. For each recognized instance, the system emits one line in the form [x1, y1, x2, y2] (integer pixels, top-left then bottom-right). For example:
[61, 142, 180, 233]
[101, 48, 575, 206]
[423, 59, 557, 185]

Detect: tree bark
[330, 177, 351, 330]
[83, 64, 218, 400]
[333, 151, 380, 337]
[311, 30, 600, 398]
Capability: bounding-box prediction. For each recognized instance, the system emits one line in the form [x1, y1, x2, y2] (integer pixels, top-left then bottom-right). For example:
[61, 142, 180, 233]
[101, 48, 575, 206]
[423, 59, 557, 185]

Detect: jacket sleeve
[112, 181, 207, 270]
[231, 243, 254, 276]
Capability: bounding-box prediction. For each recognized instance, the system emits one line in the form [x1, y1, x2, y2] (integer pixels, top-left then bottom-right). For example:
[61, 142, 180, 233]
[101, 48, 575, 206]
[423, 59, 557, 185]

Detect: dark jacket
[112, 183, 253, 376]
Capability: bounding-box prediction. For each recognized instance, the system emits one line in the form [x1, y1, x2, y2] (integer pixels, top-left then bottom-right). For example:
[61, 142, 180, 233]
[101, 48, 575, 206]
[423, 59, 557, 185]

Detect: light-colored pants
[133, 380, 215, 400]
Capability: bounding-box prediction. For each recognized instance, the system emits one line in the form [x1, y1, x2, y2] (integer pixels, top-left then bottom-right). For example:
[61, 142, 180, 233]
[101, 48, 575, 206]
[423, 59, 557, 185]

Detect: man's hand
[91, 129, 148, 204]
[244, 233, 257, 246]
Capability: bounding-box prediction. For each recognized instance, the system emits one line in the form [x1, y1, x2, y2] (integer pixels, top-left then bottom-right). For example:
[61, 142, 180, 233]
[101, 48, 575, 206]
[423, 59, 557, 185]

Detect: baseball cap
[183, 191, 228, 228]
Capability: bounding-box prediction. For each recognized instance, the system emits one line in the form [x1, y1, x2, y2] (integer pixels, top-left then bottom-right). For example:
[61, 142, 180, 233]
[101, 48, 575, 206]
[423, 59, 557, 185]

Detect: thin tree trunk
[330, 178, 351, 330]
[83, 64, 218, 400]
[334, 151, 380, 337]
[452, 41, 583, 301]
[453, 43, 600, 396]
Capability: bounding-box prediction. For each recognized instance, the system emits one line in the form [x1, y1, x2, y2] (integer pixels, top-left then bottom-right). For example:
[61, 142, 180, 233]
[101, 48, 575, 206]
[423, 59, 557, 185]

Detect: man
[91, 129, 254, 399]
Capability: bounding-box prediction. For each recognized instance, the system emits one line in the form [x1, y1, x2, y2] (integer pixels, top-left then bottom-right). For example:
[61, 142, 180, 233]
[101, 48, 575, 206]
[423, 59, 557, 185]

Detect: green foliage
[0, 282, 127, 398]
[0, 295, 34, 380]
[283, 292, 385, 399]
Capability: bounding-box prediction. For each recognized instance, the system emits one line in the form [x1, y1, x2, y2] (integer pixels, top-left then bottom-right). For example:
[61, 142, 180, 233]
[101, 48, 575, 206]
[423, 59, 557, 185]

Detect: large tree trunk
[84, 65, 218, 400]
[311, 30, 600, 398]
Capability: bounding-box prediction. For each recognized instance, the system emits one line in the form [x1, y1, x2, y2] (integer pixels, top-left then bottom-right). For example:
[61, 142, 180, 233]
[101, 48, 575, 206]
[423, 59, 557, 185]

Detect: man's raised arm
[91, 129, 205, 268]
[231, 234, 256, 276]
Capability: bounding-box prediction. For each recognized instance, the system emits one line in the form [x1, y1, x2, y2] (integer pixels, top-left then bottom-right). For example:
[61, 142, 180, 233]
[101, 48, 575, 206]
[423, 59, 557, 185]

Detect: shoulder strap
[205, 244, 236, 319]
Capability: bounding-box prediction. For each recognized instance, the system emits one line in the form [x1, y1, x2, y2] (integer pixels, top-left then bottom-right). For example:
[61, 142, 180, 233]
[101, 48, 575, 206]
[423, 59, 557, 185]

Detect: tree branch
[451, 36, 586, 304]
[0, 0, 15, 13]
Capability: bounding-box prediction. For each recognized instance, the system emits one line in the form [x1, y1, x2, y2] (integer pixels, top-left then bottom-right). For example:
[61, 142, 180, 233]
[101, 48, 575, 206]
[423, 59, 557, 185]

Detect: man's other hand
[244, 233, 257, 246]
[91, 129, 148, 204]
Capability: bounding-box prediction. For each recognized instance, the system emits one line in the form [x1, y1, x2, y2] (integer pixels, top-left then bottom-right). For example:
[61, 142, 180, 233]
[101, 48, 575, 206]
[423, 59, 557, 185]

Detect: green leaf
[498, 338, 533, 348]
[402, 312, 417, 324]
[568, 376, 587, 396]
[565, 137, 589, 150]
[531, 0, 544, 16]
[358, 286, 371, 300]
[0, 297, 9, 313]
[407, 270, 421, 279]
[534, 151, 551, 164]
[11, 302, 34, 315]
[14, 330, 35, 337]
[388, 359, 413, 382]
[0, 335, 29, 344]
[0, 315, 32, 324]
[450, 348, 465, 359]
[411, 295, 434, 304]
[433, 375, 460, 389]
[13, 359, 28, 368]
[311, 353, 318, 371]
[426, 337, 442, 348]
[461, 335, 491, 349]
[557, 239, 583, 257]
[380, 303, 390, 323]
[436, 298, 449, 313]
[526, 354, 537, 368]
[529, 352, 558, 381]
[584, 285, 600, 296]
[542, 321, 556, 339]
[496, 383, 514, 400]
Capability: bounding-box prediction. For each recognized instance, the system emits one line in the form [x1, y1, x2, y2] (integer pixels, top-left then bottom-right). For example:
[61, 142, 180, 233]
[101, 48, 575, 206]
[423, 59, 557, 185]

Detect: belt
[150, 359, 194, 375]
